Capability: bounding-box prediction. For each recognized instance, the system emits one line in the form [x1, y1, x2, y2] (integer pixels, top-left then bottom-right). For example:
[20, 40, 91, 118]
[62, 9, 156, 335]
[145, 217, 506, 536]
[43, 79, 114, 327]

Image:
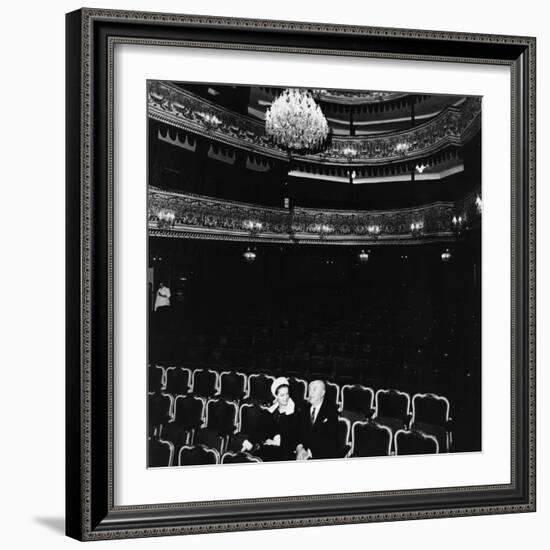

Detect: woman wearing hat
[243, 377, 298, 462]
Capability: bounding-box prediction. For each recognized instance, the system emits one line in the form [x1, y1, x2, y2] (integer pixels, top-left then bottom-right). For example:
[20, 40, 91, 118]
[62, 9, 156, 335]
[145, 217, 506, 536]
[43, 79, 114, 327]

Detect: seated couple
[242, 377, 339, 462]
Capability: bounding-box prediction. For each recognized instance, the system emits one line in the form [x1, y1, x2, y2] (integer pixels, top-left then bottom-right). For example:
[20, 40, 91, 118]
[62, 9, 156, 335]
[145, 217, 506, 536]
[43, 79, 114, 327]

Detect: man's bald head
[308, 380, 326, 407]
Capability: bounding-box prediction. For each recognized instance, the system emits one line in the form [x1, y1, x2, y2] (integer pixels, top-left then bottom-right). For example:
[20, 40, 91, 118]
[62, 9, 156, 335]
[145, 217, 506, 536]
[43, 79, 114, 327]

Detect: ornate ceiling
[147, 80, 482, 222]
[148, 81, 481, 167]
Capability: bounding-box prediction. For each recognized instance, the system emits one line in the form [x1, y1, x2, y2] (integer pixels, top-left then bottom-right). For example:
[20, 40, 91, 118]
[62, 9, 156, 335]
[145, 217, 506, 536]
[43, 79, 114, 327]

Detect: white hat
[271, 377, 289, 397]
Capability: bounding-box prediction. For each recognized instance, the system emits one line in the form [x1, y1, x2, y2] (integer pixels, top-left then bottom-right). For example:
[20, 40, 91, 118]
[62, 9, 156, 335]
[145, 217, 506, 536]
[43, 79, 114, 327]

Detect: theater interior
[146, 81, 482, 467]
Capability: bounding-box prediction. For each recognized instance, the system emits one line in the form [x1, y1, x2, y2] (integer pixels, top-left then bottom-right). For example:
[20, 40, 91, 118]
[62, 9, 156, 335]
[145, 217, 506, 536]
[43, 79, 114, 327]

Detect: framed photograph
[66, 8, 536, 541]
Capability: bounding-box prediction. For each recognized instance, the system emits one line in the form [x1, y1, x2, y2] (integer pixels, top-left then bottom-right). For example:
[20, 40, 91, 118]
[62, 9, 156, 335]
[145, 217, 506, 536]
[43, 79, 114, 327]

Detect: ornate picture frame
[65, 8, 536, 541]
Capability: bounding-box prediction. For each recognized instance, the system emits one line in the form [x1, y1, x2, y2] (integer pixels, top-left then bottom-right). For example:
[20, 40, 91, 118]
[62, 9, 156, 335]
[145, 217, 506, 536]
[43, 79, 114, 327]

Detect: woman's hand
[264, 435, 281, 447]
[296, 444, 310, 460]
[241, 439, 254, 452]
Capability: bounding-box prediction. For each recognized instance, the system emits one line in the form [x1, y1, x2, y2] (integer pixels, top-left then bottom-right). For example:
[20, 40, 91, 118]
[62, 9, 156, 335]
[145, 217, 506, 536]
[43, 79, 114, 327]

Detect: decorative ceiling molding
[147, 81, 481, 166]
[313, 90, 411, 104]
[257, 86, 430, 108]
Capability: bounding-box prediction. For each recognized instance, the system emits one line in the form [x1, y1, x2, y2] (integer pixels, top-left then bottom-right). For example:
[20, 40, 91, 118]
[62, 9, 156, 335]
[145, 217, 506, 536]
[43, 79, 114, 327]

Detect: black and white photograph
[0, 0, 542, 546]
[147, 81, 482, 468]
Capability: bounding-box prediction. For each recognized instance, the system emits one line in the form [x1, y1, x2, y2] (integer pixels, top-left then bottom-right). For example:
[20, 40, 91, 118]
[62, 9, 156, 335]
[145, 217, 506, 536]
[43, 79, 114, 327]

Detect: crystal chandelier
[265, 89, 329, 153]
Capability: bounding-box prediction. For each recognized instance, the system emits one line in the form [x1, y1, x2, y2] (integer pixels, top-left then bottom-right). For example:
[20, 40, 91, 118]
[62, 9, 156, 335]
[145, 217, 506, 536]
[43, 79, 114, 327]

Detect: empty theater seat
[340, 384, 375, 423]
[162, 395, 205, 455]
[148, 437, 174, 467]
[191, 368, 219, 399]
[221, 451, 263, 464]
[165, 366, 192, 396]
[410, 392, 453, 452]
[148, 392, 173, 438]
[217, 371, 247, 402]
[245, 373, 275, 405]
[372, 389, 411, 446]
[350, 421, 393, 457]
[394, 429, 439, 455]
[178, 445, 220, 466]
[193, 398, 239, 455]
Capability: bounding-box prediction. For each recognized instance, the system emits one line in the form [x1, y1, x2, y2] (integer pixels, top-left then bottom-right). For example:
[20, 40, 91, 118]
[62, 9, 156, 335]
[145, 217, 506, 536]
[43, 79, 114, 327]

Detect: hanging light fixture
[358, 249, 370, 263]
[243, 220, 263, 235]
[451, 215, 466, 233]
[475, 194, 482, 213]
[415, 163, 427, 173]
[243, 247, 257, 263]
[265, 88, 329, 153]
[342, 146, 359, 160]
[157, 209, 175, 229]
[311, 223, 334, 240]
[410, 221, 424, 237]
[367, 225, 381, 238]
[395, 142, 410, 156]
[441, 249, 452, 262]
[197, 111, 221, 132]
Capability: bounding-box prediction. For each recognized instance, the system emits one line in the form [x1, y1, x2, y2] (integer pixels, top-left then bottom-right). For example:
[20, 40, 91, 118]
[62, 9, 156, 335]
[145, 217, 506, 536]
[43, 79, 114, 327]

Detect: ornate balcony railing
[148, 187, 481, 244]
[147, 81, 481, 166]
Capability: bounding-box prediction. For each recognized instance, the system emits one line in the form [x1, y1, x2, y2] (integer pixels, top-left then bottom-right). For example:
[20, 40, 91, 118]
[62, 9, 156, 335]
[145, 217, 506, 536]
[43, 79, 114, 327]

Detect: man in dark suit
[295, 380, 339, 460]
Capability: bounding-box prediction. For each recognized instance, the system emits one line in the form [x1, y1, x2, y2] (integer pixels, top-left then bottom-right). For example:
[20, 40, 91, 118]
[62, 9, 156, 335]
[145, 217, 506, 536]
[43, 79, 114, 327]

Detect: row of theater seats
[149, 365, 452, 446]
[151, 304, 474, 400]
[149, 442, 262, 467]
[172, 303, 465, 343]
[148, 415, 442, 468]
[156, 350, 453, 393]
[148, 373, 453, 467]
[174, 340, 452, 366]
[166, 332, 461, 366]
[158, 305, 469, 360]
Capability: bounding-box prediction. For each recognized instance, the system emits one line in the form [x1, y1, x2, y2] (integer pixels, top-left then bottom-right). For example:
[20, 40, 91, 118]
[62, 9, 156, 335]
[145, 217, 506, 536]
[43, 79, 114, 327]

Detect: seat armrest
[337, 444, 351, 459]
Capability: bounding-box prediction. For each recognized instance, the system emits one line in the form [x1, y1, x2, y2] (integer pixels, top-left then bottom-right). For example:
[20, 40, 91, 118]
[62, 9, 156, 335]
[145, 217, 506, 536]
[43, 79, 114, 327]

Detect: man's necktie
[310, 407, 316, 424]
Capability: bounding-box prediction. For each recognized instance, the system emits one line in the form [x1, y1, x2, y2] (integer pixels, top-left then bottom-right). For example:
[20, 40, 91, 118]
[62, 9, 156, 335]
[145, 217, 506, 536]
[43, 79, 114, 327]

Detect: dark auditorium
[146, 81, 482, 468]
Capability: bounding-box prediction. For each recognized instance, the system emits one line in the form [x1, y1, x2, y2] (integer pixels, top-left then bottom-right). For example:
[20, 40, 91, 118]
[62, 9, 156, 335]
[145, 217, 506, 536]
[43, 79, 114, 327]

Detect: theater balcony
[148, 187, 481, 245]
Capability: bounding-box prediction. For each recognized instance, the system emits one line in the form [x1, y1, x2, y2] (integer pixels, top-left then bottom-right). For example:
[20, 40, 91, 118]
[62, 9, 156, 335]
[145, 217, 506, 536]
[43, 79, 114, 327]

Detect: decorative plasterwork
[314, 89, 411, 104]
[148, 187, 481, 244]
[257, 87, 431, 110]
[147, 81, 481, 166]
